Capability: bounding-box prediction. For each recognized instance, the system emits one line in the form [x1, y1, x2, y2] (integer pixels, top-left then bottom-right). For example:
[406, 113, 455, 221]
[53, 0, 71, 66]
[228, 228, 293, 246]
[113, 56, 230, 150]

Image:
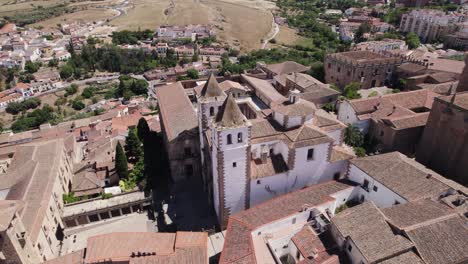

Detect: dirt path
[261, 13, 280, 49]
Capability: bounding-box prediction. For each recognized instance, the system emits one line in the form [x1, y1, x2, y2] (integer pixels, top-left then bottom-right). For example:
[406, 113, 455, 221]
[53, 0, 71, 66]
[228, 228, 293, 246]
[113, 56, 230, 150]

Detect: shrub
[353, 147, 366, 157]
[71, 100, 85, 110]
[65, 84, 78, 96]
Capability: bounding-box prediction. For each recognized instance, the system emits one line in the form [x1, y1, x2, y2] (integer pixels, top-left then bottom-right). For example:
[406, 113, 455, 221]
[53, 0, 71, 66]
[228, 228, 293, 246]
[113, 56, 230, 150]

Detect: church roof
[215, 94, 248, 128]
[200, 73, 225, 98]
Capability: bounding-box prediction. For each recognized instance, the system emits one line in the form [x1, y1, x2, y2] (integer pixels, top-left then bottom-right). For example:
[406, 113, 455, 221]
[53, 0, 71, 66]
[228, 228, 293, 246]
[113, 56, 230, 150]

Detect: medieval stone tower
[197, 74, 227, 198]
[211, 93, 251, 228]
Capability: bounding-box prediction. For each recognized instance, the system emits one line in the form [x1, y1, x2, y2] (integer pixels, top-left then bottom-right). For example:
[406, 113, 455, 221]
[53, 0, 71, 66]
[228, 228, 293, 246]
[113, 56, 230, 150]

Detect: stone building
[195, 74, 353, 228]
[416, 92, 468, 185]
[337, 89, 437, 154]
[0, 139, 74, 262]
[399, 9, 466, 43]
[155, 82, 201, 182]
[324, 51, 404, 90]
[273, 72, 340, 107]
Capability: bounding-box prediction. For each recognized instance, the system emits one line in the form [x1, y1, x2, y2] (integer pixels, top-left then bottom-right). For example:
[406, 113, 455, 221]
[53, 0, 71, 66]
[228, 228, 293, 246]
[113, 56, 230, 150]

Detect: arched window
[227, 134, 232, 145]
[209, 107, 214, 116]
[237, 132, 243, 143]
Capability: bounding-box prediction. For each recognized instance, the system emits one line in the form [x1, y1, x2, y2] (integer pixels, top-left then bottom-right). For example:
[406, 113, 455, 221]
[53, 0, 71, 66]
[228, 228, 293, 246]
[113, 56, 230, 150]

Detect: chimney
[288, 89, 300, 104]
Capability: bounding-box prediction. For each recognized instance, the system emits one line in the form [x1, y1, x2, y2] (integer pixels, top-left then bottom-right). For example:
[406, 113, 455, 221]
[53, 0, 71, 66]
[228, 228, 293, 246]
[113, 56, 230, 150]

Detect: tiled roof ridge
[230, 181, 344, 227]
[219, 218, 255, 263]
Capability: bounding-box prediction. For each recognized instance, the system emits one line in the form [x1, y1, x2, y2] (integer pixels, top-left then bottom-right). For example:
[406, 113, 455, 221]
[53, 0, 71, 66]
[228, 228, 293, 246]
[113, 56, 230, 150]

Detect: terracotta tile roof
[44, 249, 85, 264]
[382, 199, 457, 231]
[383, 112, 430, 130]
[242, 74, 287, 106]
[85, 232, 207, 263]
[215, 94, 250, 128]
[250, 153, 289, 179]
[284, 124, 330, 143]
[427, 58, 465, 74]
[264, 61, 310, 75]
[155, 82, 198, 141]
[273, 100, 317, 117]
[348, 90, 437, 115]
[220, 181, 354, 264]
[379, 251, 424, 264]
[329, 145, 355, 162]
[407, 217, 468, 264]
[219, 80, 248, 92]
[200, 73, 225, 98]
[437, 91, 468, 110]
[291, 226, 326, 258]
[350, 152, 451, 201]
[332, 202, 414, 263]
[397, 62, 427, 74]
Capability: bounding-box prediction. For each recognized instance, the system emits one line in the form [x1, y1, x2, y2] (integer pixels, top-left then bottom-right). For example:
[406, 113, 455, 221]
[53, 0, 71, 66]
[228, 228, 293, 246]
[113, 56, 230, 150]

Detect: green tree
[81, 87, 95, 98]
[125, 127, 143, 160]
[65, 84, 78, 96]
[354, 22, 371, 43]
[344, 124, 364, 147]
[48, 59, 59, 68]
[60, 64, 74, 79]
[186, 68, 199, 79]
[71, 100, 85, 110]
[343, 82, 361, 99]
[115, 142, 129, 179]
[137, 118, 150, 141]
[405, 32, 421, 50]
[25, 61, 41, 73]
[192, 52, 199, 62]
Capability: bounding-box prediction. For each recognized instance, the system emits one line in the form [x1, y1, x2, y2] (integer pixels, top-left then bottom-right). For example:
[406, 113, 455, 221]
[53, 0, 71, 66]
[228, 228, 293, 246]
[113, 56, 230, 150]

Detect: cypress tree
[137, 118, 150, 141]
[115, 142, 128, 179]
[125, 127, 143, 159]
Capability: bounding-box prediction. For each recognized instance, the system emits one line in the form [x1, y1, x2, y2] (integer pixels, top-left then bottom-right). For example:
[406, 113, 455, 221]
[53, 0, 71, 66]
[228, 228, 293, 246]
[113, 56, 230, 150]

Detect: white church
[195, 74, 354, 227]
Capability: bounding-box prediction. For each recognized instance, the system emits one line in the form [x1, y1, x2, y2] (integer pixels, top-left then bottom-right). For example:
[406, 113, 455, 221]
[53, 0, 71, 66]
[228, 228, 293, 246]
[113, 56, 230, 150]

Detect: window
[184, 147, 192, 156]
[333, 172, 340, 180]
[237, 132, 243, 143]
[328, 63, 331, 68]
[307, 149, 314, 161]
[257, 180, 261, 184]
[347, 244, 352, 252]
[337, 67, 341, 73]
[394, 200, 400, 205]
[292, 218, 296, 224]
[227, 134, 232, 145]
[380, 131, 384, 137]
[373, 186, 378, 192]
[362, 179, 369, 191]
[371, 79, 376, 87]
[209, 107, 214, 116]
[233, 162, 237, 168]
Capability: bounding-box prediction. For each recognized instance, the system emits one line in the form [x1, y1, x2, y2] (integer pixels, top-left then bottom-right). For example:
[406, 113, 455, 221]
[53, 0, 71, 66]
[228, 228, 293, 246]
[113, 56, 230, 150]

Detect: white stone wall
[347, 165, 407, 208]
[250, 172, 290, 207]
[292, 143, 332, 186]
[327, 129, 343, 145]
[337, 101, 370, 133]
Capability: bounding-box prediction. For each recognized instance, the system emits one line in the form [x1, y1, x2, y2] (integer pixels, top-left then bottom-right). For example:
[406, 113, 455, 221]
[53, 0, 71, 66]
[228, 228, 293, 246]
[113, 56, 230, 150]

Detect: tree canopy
[115, 142, 129, 179]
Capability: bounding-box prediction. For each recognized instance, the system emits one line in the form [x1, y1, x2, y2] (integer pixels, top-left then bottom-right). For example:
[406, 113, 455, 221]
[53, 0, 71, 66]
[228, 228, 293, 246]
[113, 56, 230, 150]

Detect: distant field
[0, 0, 63, 15]
[33, 8, 118, 28]
[110, 0, 275, 51]
[0, 0, 300, 51]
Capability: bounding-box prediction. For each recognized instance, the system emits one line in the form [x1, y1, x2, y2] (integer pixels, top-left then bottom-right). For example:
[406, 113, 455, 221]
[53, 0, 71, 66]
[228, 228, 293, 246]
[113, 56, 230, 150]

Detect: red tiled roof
[155, 82, 198, 141]
[220, 181, 353, 264]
